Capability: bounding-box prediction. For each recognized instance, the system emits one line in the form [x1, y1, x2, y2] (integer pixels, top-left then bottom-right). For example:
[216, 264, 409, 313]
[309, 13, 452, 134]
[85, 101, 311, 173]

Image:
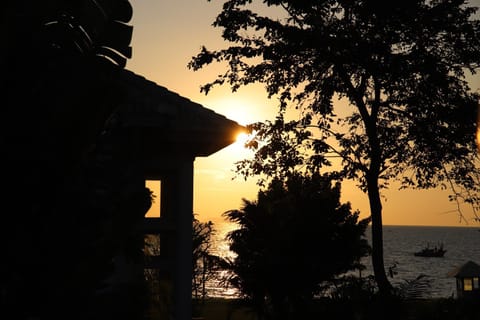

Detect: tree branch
[441, 163, 479, 224]
[300, 124, 369, 173]
[336, 64, 371, 123]
[372, 76, 381, 123]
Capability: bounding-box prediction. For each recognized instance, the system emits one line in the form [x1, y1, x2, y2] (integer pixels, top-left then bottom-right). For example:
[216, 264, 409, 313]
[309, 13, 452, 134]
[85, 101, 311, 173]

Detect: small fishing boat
[414, 243, 446, 257]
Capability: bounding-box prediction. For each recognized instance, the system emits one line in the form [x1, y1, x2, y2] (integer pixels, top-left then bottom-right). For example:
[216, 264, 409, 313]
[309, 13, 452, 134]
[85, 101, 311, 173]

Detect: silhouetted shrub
[223, 172, 370, 319]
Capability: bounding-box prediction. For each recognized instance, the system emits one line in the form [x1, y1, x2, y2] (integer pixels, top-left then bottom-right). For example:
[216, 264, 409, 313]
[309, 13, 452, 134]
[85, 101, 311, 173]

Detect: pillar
[162, 158, 194, 319]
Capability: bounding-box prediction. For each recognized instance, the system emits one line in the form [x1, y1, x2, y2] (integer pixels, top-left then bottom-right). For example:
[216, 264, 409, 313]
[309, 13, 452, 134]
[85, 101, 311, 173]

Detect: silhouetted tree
[144, 217, 225, 315]
[223, 172, 370, 319]
[190, 0, 480, 294]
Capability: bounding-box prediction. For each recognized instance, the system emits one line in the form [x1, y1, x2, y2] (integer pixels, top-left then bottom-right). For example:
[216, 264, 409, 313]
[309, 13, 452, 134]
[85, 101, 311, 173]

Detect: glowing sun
[235, 131, 249, 144]
[229, 130, 252, 154]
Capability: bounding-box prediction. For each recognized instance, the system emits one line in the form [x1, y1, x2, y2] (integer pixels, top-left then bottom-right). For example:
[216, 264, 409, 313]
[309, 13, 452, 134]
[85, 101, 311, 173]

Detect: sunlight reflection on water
[206, 221, 239, 298]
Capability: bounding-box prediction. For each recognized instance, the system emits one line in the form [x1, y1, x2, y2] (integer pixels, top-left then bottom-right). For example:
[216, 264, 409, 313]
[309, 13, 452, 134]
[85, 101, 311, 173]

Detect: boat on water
[414, 243, 446, 257]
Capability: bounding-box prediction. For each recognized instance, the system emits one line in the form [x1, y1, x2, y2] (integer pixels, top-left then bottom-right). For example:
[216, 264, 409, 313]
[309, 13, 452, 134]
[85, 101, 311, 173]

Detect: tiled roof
[115, 69, 245, 157]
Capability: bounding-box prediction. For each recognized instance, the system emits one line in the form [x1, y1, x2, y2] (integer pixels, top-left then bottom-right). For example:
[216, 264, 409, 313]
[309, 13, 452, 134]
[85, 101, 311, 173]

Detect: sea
[206, 223, 480, 299]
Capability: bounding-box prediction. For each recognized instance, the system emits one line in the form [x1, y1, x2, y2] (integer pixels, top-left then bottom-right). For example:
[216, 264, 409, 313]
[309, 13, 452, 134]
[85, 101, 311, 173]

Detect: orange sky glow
[128, 0, 480, 227]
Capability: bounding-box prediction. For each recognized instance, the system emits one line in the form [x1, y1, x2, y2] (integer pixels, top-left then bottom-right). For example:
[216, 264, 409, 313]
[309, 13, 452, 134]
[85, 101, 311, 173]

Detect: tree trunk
[366, 174, 393, 295]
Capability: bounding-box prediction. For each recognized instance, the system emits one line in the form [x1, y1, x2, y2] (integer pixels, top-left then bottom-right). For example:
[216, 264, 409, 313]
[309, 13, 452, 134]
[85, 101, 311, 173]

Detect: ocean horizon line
[380, 224, 479, 228]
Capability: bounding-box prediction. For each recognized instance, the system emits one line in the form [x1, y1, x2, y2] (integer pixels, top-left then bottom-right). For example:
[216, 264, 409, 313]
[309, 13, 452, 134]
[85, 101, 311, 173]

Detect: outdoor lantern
[449, 260, 480, 299]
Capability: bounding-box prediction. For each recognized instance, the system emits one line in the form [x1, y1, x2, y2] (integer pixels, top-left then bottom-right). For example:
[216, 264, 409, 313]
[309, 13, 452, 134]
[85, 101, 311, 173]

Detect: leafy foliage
[191, 0, 480, 217]
[395, 274, 432, 300]
[4, 0, 133, 67]
[223, 172, 370, 318]
[329, 275, 378, 301]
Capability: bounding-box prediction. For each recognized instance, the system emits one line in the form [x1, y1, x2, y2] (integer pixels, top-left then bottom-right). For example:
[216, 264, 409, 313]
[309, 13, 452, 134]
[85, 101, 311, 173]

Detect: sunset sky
[127, 0, 480, 227]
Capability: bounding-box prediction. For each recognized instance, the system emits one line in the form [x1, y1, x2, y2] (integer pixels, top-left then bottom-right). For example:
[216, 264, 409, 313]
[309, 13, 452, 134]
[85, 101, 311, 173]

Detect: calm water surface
[208, 223, 480, 298]
[366, 225, 480, 298]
